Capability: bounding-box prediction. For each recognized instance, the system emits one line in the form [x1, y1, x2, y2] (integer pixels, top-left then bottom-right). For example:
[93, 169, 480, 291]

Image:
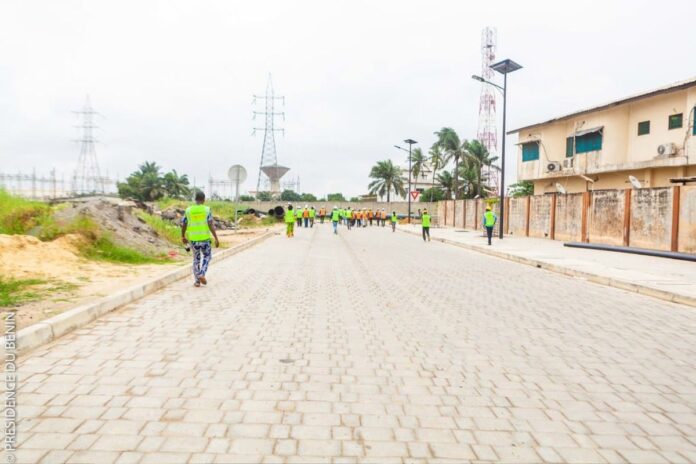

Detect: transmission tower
[72, 95, 105, 195]
[476, 27, 499, 190]
[253, 74, 289, 197]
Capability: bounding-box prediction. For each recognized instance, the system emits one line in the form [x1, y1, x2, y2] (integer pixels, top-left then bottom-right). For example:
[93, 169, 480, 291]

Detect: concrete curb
[400, 228, 696, 309]
[7, 230, 277, 354]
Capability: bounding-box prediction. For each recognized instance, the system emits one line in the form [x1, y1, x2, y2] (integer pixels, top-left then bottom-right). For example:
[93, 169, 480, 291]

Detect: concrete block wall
[436, 185, 696, 254]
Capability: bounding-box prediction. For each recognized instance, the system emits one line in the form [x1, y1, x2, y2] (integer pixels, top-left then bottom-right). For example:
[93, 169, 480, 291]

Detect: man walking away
[381, 209, 387, 227]
[482, 205, 497, 246]
[309, 206, 316, 227]
[302, 205, 310, 228]
[346, 207, 352, 230]
[331, 206, 340, 234]
[422, 208, 431, 242]
[319, 206, 326, 224]
[295, 206, 302, 227]
[284, 204, 295, 238]
[181, 191, 220, 287]
[391, 211, 398, 232]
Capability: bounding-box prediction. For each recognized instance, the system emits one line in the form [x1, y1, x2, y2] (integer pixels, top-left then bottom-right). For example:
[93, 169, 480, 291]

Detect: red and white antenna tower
[476, 27, 499, 190]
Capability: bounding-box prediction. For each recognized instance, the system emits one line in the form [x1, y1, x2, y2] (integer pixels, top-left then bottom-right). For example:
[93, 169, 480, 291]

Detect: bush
[0, 189, 51, 235]
[327, 193, 346, 201]
[419, 187, 445, 202]
[239, 195, 255, 201]
[136, 211, 182, 244]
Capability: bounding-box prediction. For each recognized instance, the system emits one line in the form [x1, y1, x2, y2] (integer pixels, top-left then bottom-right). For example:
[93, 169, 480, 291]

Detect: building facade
[511, 78, 696, 195]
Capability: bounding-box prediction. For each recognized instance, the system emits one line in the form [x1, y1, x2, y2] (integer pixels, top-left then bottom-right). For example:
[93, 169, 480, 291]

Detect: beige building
[510, 78, 696, 194]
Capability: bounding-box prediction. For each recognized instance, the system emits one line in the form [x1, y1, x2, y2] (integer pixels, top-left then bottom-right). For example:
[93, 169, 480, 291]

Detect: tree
[349, 196, 361, 202]
[256, 191, 272, 201]
[409, 147, 426, 182]
[434, 127, 466, 200]
[508, 180, 534, 197]
[239, 194, 255, 201]
[463, 139, 499, 198]
[117, 162, 166, 201]
[368, 159, 405, 203]
[327, 193, 346, 201]
[419, 187, 445, 202]
[280, 190, 302, 202]
[162, 170, 191, 199]
[300, 193, 318, 202]
[436, 171, 454, 200]
[428, 144, 445, 202]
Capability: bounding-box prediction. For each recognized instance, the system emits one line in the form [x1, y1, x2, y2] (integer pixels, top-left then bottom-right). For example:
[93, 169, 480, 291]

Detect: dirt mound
[54, 199, 175, 254]
[0, 233, 86, 280]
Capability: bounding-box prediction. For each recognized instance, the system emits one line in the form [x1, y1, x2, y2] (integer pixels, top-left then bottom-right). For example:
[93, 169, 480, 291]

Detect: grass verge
[0, 189, 51, 235]
[0, 278, 46, 307]
[135, 210, 182, 244]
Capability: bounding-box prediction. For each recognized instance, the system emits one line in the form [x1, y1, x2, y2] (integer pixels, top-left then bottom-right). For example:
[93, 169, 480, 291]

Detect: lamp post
[472, 58, 522, 239]
[395, 139, 418, 223]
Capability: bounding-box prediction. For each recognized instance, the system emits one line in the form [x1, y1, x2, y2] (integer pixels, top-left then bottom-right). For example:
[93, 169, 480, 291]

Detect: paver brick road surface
[10, 224, 696, 463]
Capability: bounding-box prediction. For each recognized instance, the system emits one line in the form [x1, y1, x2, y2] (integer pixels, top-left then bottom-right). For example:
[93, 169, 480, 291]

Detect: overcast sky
[1, 0, 694, 197]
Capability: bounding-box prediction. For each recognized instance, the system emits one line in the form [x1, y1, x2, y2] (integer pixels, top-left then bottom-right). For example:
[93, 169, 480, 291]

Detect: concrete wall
[554, 193, 582, 242]
[528, 195, 552, 238]
[630, 188, 672, 250]
[437, 184, 696, 254]
[508, 197, 527, 236]
[678, 186, 696, 253]
[454, 200, 464, 228]
[588, 190, 625, 246]
[239, 201, 437, 217]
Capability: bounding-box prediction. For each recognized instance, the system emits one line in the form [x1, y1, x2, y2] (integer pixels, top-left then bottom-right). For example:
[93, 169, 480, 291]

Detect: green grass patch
[135, 210, 182, 244]
[0, 189, 52, 235]
[80, 236, 170, 264]
[0, 278, 46, 307]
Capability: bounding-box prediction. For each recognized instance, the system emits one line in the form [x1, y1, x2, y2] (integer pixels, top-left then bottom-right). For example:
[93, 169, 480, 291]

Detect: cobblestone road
[11, 224, 696, 463]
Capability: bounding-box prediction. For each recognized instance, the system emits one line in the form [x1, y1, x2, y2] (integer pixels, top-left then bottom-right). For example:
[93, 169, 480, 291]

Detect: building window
[521, 142, 539, 162]
[565, 137, 573, 158]
[575, 131, 602, 154]
[668, 113, 683, 130]
[637, 120, 650, 136]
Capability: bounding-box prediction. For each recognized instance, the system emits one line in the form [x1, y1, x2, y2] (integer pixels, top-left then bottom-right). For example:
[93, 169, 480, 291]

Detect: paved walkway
[403, 224, 696, 307]
[10, 223, 696, 463]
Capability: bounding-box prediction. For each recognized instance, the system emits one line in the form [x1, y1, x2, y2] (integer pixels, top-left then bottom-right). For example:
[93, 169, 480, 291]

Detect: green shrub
[136, 210, 181, 244]
[0, 189, 51, 235]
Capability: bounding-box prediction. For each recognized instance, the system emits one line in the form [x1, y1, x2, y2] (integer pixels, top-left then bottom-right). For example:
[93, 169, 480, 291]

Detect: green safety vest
[347, 210, 352, 218]
[391, 213, 398, 223]
[285, 209, 295, 223]
[309, 209, 316, 218]
[185, 204, 211, 242]
[422, 214, 431, 228]
[484, 211, 496, 227]
[331, 210, 340, 221]
[295, 209, 302, 218]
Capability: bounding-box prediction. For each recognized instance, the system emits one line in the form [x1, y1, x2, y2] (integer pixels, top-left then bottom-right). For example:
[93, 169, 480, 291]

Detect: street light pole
[472, 58, 522, 240]
[402, 139, 418, 224]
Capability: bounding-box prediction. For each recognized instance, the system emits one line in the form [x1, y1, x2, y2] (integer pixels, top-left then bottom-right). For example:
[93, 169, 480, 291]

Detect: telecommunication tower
[253, 75, 289, 196]
[72, 95, 105, 195]
[476, 27, 499, 189]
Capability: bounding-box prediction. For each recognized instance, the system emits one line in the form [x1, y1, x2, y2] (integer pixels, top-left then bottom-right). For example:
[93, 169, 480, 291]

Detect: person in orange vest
[319, 206, 326, 224]
[367, 209, 374, 226]
[380, 209, 387, 227]
[302, 205, 310, 228]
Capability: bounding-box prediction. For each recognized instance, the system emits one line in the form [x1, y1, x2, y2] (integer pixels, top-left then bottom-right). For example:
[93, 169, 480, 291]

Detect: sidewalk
[402, 224, 696, 308]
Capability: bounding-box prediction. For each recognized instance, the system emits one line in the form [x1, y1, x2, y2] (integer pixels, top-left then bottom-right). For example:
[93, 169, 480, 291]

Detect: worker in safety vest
[302, 205, 310, 228]
[367, 209, 373, 226]
[181, 191, 220, 287]
[421, 208, 431, 242]
[309, 206, 316, 227]
[482, 205, 498, 246]
[319, 206, 326, 224]
[380, 209, 387, 227]
[284, 204, 295, 238]
[331, 206, 340, 234]
[346, 207, 352, 230]
[295, 206, 302, 227]
[362, 209, 368, 227]
[390, 211, 398, 232]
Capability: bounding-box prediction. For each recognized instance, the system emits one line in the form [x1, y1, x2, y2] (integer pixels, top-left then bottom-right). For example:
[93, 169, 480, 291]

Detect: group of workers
[284, 204, 432, 240]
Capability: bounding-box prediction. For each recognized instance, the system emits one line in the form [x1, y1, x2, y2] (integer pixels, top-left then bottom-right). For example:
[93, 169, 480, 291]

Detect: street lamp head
[490, 58, 522, 75]
[471, 75, 485, 82]
[404, 139, 417, 145]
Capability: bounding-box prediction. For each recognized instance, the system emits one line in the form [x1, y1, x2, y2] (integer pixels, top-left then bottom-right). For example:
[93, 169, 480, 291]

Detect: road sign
[410, 191, 420, 201]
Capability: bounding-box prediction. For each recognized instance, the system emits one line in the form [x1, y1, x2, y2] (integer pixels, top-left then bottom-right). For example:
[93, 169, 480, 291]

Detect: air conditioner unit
[657, 143, 677, 156]
[563, 158, 574, 169]
[546, 161, 562, 173]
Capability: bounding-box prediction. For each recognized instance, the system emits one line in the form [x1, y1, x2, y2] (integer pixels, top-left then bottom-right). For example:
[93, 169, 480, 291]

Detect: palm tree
[163, 170, 191, 199]
[463, 139, 499, 197]
[436, 171, 454, 200]
[139, 161, 161, 177]
[458, 157, 480, 198]
[409, 147, 426, 182]
[368, 160, 406, 203]
[434, 127, 466, 199]
[428, 144, 445, 202]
